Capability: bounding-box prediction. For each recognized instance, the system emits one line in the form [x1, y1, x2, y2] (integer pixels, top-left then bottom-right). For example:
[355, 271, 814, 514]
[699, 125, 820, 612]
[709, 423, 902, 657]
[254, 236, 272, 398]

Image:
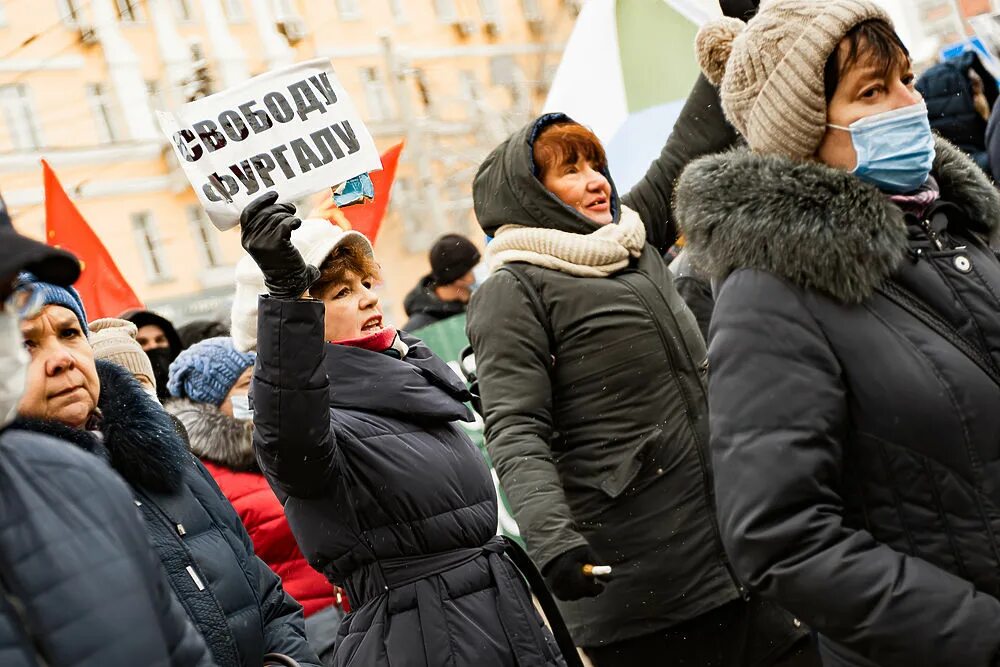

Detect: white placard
[157, 58, 382, 230]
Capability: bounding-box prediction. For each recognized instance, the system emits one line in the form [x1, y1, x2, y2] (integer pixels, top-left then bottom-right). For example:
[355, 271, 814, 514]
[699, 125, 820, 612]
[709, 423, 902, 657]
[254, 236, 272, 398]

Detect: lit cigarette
[582, 564, 613, 577]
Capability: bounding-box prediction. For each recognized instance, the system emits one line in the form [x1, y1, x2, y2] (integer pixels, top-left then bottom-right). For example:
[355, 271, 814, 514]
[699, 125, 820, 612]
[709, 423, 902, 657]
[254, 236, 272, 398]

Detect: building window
[522, 0, 542, 21]
[0, 84, 43, 151]
[86, 83, 120, 144]
[388, 0, 406, 22]
[360, 67, 393, 122]
[172, 0, 193, 21]
[0, 2, 8, 27]
[116, 0, 144, 22]
[56, 0, 82, 26]
[187, 206, 222, 268]
[336, 0, 361, 20]
[479, 0, 501, 22]
[272, 0, 296, 19]
[221, 0, 245, 21]
[414, 68, 433, 113]
[459, 70, 481, 103]
[433, 0, 457, 21]
[146, 80, 165, 124]
[132, 212, 170, 281]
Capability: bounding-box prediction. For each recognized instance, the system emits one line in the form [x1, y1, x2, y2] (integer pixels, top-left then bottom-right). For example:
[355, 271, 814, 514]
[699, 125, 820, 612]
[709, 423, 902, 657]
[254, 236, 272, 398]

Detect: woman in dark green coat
[466, 111, 807, 666]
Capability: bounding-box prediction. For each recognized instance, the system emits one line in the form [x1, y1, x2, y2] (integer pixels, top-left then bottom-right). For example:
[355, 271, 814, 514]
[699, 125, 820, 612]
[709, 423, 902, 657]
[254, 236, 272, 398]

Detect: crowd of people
[3, 0, 1000, 665]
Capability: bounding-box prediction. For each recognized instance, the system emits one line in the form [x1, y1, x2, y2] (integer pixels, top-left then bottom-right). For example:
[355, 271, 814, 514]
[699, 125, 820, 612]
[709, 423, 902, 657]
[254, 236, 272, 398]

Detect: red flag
[42, 160, 143, 319]
[341, 142, 404, 243]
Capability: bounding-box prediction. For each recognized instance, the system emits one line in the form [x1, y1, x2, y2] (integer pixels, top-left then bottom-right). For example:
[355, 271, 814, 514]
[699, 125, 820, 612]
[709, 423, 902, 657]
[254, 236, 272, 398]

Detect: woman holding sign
[232, 192, 571, 667]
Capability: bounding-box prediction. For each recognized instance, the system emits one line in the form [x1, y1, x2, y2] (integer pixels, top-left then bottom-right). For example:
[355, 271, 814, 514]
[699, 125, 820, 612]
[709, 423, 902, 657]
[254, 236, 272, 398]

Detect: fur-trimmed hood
[165, 398, 256, 472]
[11, 360, 189, 493]
[675, 137, 1000, 303]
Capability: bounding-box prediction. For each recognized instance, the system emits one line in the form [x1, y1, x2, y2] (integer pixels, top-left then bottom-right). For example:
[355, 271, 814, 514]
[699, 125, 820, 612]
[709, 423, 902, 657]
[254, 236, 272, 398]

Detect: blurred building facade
[0, 0, 578, 325]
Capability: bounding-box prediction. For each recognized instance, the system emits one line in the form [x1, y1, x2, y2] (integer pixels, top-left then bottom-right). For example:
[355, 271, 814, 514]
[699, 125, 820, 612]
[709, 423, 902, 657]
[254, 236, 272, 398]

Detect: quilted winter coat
[676, 138, 1000, 666]
[251, 296, 566, 667]
[0, 426, 214, 667]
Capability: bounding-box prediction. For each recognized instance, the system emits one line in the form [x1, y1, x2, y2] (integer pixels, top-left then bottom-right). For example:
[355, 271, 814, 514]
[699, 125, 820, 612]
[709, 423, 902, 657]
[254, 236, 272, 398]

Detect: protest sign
[158, 58, 382, 230]
[413, 313, 522, 543]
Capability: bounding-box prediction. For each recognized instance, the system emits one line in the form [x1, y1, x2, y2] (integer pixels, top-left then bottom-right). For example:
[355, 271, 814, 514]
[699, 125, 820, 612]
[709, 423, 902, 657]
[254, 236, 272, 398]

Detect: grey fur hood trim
[675, 137, 1000, 304]
[164, 398, 256, 472]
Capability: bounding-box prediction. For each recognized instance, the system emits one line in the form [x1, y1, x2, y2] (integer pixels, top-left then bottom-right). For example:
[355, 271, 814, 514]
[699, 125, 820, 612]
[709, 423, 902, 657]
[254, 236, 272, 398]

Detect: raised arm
[242, 193, 339, 499]
[622, 74, 740, 253]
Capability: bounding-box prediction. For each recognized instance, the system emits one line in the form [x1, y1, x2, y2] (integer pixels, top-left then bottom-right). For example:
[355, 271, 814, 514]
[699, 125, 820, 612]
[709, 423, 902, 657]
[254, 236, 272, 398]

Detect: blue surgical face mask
[230, 394, 253, 422]
[828, 101, 935, 194]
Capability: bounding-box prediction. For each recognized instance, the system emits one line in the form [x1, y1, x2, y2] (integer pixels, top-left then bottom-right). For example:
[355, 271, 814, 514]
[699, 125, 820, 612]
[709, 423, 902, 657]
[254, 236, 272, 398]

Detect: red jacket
[167, 398, 348, 616]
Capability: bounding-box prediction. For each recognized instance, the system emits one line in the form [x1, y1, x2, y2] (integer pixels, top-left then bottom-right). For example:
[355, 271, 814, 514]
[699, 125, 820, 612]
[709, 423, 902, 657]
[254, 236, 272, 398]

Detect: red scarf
[334, 327, 398, 353]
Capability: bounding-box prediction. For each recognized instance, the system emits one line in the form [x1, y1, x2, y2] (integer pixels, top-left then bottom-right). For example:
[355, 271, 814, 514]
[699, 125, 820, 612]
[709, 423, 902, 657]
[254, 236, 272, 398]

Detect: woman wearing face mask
[10, 275, 321, 667]
[166, 336, 350, 665]
[675, 2, 1000, 664]
[233, 198, 572, 667]
[123, 310, 183, 402]
[466, 113, 812, 664]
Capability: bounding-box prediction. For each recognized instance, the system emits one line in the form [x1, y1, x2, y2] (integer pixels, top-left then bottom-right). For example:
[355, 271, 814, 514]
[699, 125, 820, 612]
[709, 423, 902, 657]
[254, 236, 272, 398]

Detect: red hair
[532, 122, 608, 178]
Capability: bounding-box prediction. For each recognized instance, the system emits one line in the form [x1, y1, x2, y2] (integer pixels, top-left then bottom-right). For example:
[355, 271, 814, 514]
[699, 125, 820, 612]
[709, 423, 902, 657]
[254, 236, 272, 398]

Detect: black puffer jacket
[16, 361, 318, 667]
[917, 51, 997, 173]
[251, 296, 565, 667]
[676, 138, 1000, 666]
[466, 114, 754, 647]
[0, 427, 214, 667]
[402, 275, 467, 332]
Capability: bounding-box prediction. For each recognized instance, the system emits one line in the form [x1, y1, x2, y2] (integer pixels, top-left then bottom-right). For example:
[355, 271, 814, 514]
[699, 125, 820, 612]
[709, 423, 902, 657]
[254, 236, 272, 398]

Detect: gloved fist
[240, 192, 319, 300]
[543, 544, 608, 602]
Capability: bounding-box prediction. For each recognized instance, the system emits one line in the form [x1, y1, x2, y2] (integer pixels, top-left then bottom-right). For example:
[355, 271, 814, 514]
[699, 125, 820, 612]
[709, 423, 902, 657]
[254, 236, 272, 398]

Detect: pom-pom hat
[696, 0, 893, 160]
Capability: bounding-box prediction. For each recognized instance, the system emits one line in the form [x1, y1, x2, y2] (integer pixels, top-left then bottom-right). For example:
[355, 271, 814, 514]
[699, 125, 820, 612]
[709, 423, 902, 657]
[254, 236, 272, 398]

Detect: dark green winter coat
[466, 113, 743, 646]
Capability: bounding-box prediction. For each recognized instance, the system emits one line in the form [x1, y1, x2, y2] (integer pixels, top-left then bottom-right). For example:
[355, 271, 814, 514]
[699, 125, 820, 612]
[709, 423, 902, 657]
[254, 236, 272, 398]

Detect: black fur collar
[11, 360, 188, 493]
[675, 138, 1000, 304]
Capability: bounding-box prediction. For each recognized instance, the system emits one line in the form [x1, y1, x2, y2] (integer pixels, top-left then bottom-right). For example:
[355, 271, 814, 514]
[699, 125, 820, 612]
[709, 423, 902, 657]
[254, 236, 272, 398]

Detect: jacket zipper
[620, 270, 746, 597]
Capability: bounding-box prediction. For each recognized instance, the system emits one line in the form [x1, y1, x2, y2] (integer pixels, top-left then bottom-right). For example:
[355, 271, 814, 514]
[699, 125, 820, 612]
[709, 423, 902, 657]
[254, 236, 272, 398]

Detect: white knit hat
[696, 0, 893, 159]
[89, 318, 157, 389]
[230, 219, 375, 352]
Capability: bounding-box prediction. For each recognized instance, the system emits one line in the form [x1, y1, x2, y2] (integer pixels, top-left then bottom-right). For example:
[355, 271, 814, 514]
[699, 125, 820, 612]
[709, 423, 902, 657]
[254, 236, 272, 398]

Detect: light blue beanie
[167, 336, 256, 406]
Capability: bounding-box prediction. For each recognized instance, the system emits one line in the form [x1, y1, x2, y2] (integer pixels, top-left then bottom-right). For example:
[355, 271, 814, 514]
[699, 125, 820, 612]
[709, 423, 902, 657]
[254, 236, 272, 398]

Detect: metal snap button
[954, 255, 972, 273]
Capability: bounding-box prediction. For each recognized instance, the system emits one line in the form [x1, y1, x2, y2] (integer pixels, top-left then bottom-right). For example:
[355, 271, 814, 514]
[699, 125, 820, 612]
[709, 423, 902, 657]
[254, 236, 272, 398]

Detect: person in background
[12, 277, 321, 667]
[178, 319, 230, 350]
[234, 193, 569, 667]
[402, 233, 481, 332]
[124, 309, 183, 401]
[677, 1, 1000, 663]
[167, 337, 350, 666]
[90, 317, 159, 398]
[917, 50, 997, 173]
[0, 222, 214, 667]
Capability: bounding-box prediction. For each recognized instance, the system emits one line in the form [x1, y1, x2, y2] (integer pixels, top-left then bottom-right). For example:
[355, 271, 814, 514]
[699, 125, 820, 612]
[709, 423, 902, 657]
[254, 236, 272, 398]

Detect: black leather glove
[240, 192, 319, 300]
[543, 544, 608, 602]
[719, 0, 759, 20]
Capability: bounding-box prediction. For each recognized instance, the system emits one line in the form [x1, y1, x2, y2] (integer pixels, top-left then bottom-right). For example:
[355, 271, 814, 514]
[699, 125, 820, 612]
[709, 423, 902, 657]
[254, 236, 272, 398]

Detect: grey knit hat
[696, 0, 893, 159]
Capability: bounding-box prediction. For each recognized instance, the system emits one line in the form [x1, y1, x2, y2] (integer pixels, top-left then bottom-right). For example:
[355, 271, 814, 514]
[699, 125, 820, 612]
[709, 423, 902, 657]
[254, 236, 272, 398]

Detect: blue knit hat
[167, 337, 256, 406]
[16, 272, 89, 336]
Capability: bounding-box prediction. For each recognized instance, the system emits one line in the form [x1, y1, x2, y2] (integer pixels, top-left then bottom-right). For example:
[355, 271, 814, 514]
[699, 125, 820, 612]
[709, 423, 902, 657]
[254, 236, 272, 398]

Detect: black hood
[473, 113, 621, 236]
[324, 333, 473, 424]
[123, 310, 183, 358]
[10, 360, 190, 493]
[403, 275, 467, 319]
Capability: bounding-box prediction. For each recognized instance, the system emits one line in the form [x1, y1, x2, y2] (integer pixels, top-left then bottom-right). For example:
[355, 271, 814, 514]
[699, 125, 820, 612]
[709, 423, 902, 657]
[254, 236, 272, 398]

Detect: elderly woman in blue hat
[12, 274, 321, 667]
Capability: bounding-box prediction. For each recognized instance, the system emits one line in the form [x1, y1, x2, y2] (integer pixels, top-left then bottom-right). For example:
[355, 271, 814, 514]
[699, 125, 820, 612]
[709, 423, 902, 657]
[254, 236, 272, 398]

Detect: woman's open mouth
[586, 197, 609, 212]
[362, 316, 384, 333]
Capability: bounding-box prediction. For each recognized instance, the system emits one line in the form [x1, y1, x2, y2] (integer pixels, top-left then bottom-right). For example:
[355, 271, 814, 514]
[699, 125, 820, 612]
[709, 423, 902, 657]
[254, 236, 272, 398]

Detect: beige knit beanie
[696, 0, 893, 159]
[89, 318, 157, 390]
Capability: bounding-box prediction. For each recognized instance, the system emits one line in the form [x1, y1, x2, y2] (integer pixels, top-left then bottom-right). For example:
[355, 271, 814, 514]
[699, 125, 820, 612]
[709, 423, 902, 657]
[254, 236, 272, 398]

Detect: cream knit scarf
[488, 207, 647, 277]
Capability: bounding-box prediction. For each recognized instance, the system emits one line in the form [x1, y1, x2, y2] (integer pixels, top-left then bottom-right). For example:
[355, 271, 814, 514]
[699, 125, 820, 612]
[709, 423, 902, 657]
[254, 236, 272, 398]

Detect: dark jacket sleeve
[622, 74, 740, 253]
[155, 562, 217, 667]
[987, 101, 1000, 184]
[466, 272, 588, 571]
[194, 462, 320, 667]
[709, 269, 1000, 665]
[252, 296, 340, 499]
